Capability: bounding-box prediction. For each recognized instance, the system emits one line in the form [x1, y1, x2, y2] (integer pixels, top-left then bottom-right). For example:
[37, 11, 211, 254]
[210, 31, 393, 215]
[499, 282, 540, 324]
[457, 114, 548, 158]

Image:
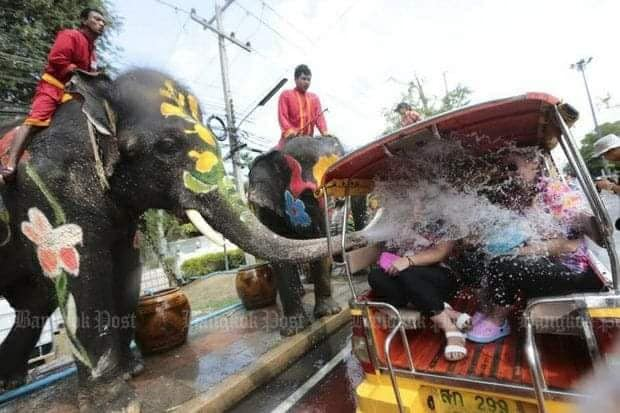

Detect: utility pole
[190, 2, 252, 201]
[189, 2, 256, 264]
[442, 71, 449, 97]
[570, 57, 601, 139]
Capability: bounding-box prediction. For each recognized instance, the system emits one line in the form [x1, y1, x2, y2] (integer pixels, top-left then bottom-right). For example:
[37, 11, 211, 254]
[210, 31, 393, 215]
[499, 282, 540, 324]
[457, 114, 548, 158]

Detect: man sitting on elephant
[0, 7, 106, 184]
[276, 64, 329, 149]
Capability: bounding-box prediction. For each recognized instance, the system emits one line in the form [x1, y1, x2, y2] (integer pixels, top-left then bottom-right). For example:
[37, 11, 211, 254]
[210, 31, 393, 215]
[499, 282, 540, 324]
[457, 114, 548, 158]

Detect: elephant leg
[69, 251, 139, 412]
[312, 258, 342, 318]
[272, 261, 311, 336]
[0, 276, 56, 391]
[112, 239, 144, 379]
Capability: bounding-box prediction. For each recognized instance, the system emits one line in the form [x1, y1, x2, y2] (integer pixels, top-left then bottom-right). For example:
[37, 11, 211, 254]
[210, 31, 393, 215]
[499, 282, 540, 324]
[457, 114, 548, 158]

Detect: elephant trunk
[185, 191, 368, 263]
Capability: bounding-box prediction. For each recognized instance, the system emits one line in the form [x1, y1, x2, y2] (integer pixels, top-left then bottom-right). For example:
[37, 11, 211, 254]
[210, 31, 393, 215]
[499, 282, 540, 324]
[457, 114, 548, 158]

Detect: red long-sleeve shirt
[277, 88, 327, 140]
[43, 28, 97, 84]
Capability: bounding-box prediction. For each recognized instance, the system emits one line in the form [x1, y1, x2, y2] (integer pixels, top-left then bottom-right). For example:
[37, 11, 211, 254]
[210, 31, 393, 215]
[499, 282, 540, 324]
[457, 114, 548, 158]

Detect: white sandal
[444, 331, 467, 361]
[444, 303, 472, 332]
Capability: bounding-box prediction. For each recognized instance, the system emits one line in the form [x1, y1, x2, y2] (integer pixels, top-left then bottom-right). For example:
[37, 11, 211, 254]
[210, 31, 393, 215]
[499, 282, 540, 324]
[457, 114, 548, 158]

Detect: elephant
[248, 136, 366, 336]
[0, 69, 367, 411]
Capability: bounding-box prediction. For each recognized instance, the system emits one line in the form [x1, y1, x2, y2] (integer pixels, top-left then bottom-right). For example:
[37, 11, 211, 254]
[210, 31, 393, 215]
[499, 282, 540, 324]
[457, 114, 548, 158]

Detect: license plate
[420, 386, 538, 413]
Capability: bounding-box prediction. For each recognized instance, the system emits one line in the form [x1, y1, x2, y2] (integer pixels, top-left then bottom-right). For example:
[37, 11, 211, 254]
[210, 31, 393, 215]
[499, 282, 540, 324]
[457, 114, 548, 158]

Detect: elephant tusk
[364, 207, 384, 230]
[185, 209, 226, 247]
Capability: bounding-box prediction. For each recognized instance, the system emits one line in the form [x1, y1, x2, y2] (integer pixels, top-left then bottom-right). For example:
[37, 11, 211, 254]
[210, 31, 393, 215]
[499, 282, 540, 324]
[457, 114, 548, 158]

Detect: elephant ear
[65, 70, 115, 136]
[248, 150, 290, 217]
[65, 70, 119, 177]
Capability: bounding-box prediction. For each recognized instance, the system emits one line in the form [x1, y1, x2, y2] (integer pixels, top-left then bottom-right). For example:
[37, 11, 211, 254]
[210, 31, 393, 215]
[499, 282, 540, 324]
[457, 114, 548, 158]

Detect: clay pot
[235, 263, 277, 310]
[135, 287, 191, 354]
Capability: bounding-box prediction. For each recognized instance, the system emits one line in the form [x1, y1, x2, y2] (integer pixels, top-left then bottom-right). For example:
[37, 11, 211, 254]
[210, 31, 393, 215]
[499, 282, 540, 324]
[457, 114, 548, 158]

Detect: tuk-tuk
[319, 93, 620, 413]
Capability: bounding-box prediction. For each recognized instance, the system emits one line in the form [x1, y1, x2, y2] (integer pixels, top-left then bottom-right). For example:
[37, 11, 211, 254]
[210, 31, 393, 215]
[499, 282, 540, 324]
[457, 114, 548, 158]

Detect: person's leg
[0, 125, 36, 179]
[431, 310, 467, 361]
[399, 265, 469, 360]
[398, 265, 455, 315]
[489, 256, 602, 302]
[367, 268, 408, 308]
[1, 83, 58, 183]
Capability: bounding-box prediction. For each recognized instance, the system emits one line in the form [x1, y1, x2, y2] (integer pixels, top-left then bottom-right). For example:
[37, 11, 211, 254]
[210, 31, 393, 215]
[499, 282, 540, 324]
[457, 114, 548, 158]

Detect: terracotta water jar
[235, 263, 277, 310]
[135, 287, 191, 354]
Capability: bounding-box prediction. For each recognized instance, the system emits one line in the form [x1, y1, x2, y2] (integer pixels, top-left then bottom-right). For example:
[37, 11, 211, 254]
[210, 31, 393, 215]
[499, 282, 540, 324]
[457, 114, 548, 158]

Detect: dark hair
[80, 8, 104, 21]
[294, 64, 311, 79]
[394, 102, 411, 113]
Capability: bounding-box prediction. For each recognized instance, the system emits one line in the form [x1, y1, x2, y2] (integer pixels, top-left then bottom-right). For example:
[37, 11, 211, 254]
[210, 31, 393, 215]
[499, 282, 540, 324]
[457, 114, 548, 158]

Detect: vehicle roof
[322, 93, 566, 187]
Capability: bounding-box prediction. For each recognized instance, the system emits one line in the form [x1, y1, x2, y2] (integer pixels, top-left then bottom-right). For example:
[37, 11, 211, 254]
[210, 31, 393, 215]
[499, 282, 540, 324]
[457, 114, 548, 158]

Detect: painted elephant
[248, 136, 354, 336]
[0, 69, 367, 411]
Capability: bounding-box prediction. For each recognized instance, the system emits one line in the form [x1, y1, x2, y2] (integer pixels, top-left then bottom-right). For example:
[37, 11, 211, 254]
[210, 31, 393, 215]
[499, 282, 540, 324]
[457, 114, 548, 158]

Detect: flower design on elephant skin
[21, 208, 83, 278]
[284, 190, 311, 228]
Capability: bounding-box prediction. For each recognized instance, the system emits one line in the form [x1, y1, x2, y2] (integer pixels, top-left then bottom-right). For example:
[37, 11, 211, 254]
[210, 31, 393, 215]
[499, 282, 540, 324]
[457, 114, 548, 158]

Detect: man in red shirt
[395, 102, 422, 127]
[277, 64, 328, 149]
[0, 8, 106, 183]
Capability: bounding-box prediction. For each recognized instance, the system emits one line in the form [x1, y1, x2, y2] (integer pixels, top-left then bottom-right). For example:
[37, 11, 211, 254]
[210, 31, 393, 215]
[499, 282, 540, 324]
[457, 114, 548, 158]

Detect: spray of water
[362, 136, 590, 257]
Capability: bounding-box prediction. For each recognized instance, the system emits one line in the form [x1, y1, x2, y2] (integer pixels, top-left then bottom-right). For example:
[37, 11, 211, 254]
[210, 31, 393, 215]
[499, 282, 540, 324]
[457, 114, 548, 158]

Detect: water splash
[363, 136, 589, 257]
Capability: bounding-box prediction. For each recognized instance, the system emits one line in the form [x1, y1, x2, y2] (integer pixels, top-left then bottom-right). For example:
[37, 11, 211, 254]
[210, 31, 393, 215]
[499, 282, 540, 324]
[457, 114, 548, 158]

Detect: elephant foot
[279, 313, 312, 337]
[121, 351, 145, 380]
[78, 377, 140, 413]
[314, 297, 342, 318]
[0, 369, 27, 393]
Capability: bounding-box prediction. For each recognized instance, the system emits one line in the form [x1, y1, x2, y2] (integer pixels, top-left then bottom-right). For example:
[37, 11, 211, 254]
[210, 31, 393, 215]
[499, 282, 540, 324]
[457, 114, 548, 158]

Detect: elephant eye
[156, 138, 177, 154]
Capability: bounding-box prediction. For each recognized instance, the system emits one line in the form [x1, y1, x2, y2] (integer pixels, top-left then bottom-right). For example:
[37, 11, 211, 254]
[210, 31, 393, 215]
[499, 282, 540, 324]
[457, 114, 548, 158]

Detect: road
[231, 322, 362, 413]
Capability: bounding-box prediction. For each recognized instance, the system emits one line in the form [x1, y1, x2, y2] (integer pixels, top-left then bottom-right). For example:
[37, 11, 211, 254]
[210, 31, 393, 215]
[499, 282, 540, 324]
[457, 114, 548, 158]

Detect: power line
[153, 0, 191, 15]
[260, 0, 316, 46]
[234, 1, 308, 53]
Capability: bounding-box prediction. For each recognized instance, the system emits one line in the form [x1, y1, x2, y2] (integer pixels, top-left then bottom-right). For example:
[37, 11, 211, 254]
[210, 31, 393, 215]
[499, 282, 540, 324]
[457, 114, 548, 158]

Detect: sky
[109, 0, 620, 153]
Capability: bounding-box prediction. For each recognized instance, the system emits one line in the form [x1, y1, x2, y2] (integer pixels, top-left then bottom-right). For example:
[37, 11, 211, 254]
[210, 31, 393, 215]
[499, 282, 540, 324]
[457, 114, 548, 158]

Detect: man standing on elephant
[277, 64, 328, 149]
[0, 8, 106, 184]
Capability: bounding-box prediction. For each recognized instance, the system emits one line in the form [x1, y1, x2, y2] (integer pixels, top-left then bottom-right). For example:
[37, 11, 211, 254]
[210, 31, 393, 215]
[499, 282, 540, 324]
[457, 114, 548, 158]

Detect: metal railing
[524, 292, 620, 413]
[554, 106, 620, 290]
[361, 301, 415, 413]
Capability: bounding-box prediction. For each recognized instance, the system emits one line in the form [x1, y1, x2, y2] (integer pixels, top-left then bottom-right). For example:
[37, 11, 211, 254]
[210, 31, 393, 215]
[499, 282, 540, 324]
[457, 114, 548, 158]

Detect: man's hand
[595, 179, 619, 193]
[386, 256, 409, 276]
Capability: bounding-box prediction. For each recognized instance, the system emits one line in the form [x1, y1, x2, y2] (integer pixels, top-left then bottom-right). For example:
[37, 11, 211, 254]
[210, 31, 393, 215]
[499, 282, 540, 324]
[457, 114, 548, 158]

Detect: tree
[138, 210, 199, 284]
[571, 120, 620, 177]
[383, 74, 472, 132]
[0, 0, 122, 107]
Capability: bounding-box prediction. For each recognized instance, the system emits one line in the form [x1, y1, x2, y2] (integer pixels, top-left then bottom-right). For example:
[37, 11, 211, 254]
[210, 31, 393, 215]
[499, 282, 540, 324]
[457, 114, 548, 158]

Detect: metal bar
[554, 106, 620, 290]
[384, 321, 406, 413]
[206, 0, 235, 25]
[340, 193, 357, 299]
[580, 310, 602, 367]
[364, 300, 417, 373]
[399, 325, 414, 372]
[524, 317, 547, 413]
[323, 190, 334, 259]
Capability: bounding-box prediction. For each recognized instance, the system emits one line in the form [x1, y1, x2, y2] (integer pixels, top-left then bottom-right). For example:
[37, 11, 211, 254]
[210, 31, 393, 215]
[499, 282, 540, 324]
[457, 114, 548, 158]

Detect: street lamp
[570, 57, 601, 139]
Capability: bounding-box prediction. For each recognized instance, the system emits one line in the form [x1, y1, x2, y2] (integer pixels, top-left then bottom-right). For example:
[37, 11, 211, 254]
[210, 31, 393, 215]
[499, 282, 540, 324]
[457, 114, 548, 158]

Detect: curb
[174, 309, 352, 412]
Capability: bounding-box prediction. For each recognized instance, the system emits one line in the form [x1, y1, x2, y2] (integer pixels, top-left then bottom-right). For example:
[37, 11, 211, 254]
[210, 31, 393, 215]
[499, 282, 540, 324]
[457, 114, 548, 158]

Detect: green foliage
[0, 0, 122, 106]
[180, 249, 246, 277]
[575, 121, 620, 177]
[141, 209, 196, 245]
[383, 74, 472, 133]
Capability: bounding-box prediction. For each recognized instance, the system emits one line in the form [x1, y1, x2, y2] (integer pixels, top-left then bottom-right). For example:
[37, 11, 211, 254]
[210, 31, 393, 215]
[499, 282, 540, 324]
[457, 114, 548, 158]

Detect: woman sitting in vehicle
[368, 223, 472, 362]
[466, 152, 606, 343]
